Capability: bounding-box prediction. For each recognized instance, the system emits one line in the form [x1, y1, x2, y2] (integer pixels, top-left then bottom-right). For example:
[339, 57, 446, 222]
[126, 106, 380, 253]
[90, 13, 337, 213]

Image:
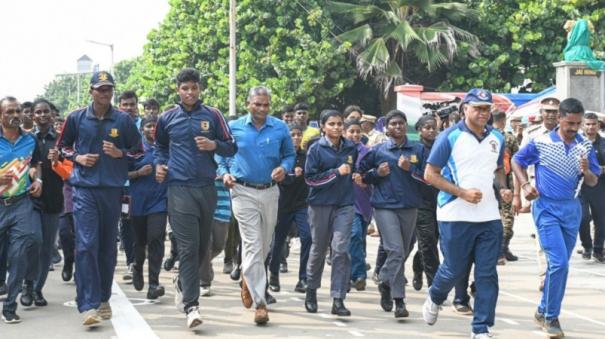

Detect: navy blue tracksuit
[57, 104, 141, 312]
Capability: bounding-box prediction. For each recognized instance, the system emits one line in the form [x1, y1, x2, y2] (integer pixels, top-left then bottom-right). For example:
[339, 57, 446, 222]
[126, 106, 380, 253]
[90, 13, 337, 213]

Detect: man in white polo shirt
[421, 89, 512, 339]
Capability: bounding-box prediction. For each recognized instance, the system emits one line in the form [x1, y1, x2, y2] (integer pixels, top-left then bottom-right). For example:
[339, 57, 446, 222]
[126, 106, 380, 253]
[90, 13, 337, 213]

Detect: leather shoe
[505, 249, 518, 262]
[33, 291, 47, 307]
[146, 285, 165, 300]
[331, 298, 351, 316]
[240, 279, 253, 309]
[254, 304, 269, 325]
[269, 273, 280, 292]
[230, 266, 241, 281]
[133, 265, 144, 291]
[20, 283, 33, 307]
[378, 281, 393, 312]
[394, 298, 409, 318]
[305, 288, 318, 313]
[294, 280, 307, 293]
[265, 291, 277, 305]
[62, 263, 73, 282]
[412, 271, 422, 291]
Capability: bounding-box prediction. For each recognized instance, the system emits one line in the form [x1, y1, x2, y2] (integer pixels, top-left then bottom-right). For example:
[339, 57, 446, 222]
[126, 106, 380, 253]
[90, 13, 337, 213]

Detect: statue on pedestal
[563, 19, 604, 71]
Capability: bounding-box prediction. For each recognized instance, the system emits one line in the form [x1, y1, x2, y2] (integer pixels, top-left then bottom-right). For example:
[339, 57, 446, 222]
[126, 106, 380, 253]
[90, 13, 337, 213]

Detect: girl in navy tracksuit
[304, 110, 358, 316]
[359, 110, 426, 318]
[128, 117, 168, 300]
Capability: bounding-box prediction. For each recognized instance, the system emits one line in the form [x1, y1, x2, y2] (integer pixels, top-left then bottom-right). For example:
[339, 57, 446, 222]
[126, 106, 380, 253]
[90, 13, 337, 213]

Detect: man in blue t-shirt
[421, 89, 512, 339]
[512, 98, 600, 338]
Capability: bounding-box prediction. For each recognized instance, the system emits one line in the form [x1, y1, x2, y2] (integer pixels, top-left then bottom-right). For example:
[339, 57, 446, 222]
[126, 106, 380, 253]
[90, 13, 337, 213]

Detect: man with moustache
[57, 71, 141, 326]
[0, 96, 43, 323]
[422, 89, 512, 339]
[220, 86, 295, 325]
[512, 98, 600, 338]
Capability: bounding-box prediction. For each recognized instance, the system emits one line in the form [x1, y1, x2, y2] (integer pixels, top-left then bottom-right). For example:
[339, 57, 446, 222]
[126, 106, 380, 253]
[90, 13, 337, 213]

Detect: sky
[0, 0, 170, 101]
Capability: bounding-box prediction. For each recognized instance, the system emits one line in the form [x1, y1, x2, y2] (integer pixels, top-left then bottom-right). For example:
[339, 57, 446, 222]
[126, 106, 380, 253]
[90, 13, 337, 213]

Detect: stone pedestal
[554, 61, 605, 112]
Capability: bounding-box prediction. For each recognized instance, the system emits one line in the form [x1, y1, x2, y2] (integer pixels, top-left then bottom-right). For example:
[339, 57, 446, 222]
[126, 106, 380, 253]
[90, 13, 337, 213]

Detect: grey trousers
[231, 184, 279, 307]
[199, 220, 229, 286]
[374, 208, 418, 299]
[306, 205, 354, 299]
[168, 185, 217, 310]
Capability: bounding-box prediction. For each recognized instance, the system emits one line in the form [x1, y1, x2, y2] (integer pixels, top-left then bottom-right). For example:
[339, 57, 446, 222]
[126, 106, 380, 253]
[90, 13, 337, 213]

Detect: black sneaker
[543, 318, 564, 338]
[582, 249, 592, 260]
[593, 252, 605, 264]
[279, 262, 288, 274]
[504, 249, 518, 262]
[20, 283, 34, 307]
[163, 255, 176, 271]
[265, 291, 277, 305]
[133, 265, 144, 291]
[534, 309, 545, 327]
[147, 285, 165, 300]
[2, 310, 21, 324]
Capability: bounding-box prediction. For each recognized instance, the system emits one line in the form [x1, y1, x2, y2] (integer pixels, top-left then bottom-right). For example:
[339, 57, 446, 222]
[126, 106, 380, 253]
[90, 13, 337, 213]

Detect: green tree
[41, 74, 90, 115]
[124, 0, 356, 116]
[440, 0, 605, 92]
[328, 0, 478, 111]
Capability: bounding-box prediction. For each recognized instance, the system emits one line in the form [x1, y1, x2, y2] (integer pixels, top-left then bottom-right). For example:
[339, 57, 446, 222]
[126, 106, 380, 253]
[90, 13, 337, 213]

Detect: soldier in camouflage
[492, 111, 519, 264]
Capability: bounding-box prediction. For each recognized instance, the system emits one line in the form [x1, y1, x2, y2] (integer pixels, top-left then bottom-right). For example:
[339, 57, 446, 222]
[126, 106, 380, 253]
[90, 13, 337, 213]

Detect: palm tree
[328, 0, 479, 110]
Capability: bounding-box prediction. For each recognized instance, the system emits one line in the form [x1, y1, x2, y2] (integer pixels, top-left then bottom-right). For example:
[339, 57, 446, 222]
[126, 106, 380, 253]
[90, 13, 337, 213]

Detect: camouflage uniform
[498, 129, 519, 254]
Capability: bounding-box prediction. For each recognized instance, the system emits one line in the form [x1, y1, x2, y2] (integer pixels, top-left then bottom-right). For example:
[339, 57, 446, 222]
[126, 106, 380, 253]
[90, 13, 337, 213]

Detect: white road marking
[290, 297, 303, 302]
[532, 330, 547, 337]
[500, 290, 605, 327]
[320, 314, 332, 319]
[110, 281, 159, 339]
[332, 321, 346, 327]
[500, 317, 520, 325]
[348, 330, 364, 337]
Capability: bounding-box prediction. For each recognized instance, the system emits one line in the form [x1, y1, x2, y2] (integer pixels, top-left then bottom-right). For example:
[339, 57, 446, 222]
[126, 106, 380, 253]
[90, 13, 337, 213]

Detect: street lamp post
[86, 40, 114, 75]
[229, 0, 237, 118]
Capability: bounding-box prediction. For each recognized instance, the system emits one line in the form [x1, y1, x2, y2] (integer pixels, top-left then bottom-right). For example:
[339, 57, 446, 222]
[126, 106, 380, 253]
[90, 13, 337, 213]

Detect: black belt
[236, 179, 276, 190]
[0, 193, 29, 207]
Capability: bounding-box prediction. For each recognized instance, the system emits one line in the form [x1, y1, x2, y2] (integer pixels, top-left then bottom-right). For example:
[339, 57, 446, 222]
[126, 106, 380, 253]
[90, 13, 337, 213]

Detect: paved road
[2, 213, 604, 338]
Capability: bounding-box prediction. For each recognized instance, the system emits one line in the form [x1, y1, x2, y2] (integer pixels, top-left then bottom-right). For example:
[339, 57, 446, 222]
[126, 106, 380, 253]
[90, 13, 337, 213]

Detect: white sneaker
[422, 295, 441, 325]
[200, 285, 212, 297]
[186, 306, 203, 329]
[470, 331, 494, 338]
[82, 309, 102, 327]
[173, 275, 185, 313]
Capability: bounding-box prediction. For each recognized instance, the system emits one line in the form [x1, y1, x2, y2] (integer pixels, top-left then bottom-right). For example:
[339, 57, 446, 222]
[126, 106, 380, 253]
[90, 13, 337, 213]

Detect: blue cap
[463, 88, 493, 106]
[90, 71, 115, 89]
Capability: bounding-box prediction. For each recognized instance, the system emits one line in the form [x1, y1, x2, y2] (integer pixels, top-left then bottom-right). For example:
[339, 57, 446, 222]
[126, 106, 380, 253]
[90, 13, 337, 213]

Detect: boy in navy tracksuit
[154, 68, 236, 328]
[57, 71, 141, 326]
[304, 110, 358, 316]
[268, 124, 311, 293]
[128, 117, 168, 300]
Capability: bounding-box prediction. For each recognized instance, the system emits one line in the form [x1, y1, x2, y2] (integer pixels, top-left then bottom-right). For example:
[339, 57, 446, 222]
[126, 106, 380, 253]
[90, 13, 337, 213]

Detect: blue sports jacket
[359, 137, 426, 209]
[305, 136, 358, 207]
[154, 101, 236, 187]
[57, 104, 141, 188]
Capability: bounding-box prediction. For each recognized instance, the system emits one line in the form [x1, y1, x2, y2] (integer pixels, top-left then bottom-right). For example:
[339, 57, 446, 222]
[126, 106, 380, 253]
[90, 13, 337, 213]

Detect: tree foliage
[328, 0, 478, 98]
[123, 0, 356, 115]
[41, 74, 91, 115]
[440, 0, 605, 92]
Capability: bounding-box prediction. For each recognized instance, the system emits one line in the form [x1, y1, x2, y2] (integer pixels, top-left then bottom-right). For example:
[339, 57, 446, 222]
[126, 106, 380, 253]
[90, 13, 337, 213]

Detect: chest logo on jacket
[347, 155, 353, 165]
[489, 140, 498, 153]
[109, 128, 119, 138]
[410, 154, 418, 163]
